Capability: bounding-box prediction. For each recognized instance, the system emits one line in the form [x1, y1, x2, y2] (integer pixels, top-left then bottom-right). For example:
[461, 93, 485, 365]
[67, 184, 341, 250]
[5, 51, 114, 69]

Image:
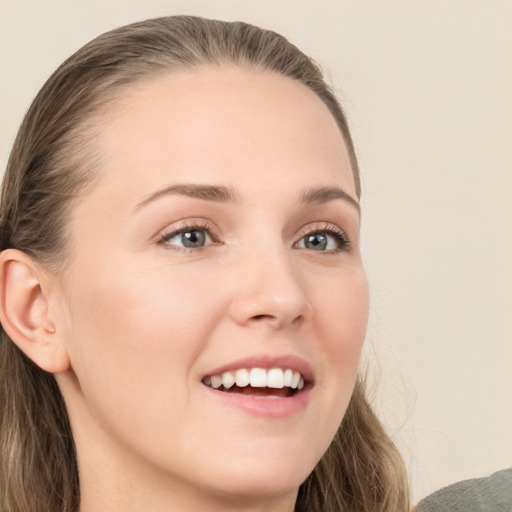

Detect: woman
[0, 16, 409, 512]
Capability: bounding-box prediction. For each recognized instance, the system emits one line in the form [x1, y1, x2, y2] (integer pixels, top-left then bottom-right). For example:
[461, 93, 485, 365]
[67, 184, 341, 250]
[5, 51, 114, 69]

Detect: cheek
[69, 265, 214, 352]
[290, 267, 368, 468]
[320, 264, 368, 330]
[58, 261, 233, 461]
[61, 261, 225, 410]
[312, 267, 369, 388]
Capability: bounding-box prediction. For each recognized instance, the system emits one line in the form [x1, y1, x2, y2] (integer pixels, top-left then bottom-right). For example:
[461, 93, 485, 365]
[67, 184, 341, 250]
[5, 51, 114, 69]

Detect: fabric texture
[415, 468, 512, 512]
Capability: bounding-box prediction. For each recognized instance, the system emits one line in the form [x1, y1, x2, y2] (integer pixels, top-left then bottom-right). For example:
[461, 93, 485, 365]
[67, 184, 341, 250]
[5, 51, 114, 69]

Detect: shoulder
[414, 468, 512, 512]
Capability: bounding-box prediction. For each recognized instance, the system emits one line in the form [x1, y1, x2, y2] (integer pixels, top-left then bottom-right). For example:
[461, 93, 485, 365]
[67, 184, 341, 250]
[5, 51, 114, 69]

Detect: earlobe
[0, 249, 70, 373]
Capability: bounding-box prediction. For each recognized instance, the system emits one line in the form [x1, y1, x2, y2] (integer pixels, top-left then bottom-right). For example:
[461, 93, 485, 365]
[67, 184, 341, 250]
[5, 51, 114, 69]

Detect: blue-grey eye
[304, 233, 327, 250]
[163, 229, 212, 248]
[296, 231, 345, 251]
[181, 230, 206, 247]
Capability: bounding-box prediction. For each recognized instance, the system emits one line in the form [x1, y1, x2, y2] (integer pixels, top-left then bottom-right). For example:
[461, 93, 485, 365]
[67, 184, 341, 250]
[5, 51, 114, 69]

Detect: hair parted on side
[0, 15, 409, 512]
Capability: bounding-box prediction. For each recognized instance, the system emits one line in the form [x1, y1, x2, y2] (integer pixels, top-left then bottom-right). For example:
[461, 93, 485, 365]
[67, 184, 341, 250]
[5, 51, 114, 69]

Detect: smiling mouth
[202, 367, 305, 398]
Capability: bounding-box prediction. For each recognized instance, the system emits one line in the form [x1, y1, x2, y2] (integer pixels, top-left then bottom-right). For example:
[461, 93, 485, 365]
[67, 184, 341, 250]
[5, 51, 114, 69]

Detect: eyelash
[157, 221, 219, 252]
[294, 224, 351, 253]
[157, 222, 350, 254]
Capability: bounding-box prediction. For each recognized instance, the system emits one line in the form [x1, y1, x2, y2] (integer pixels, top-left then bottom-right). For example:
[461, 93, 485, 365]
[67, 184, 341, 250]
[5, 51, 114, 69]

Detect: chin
[206, 473, 303, 507]
[196, 448, 314, 501]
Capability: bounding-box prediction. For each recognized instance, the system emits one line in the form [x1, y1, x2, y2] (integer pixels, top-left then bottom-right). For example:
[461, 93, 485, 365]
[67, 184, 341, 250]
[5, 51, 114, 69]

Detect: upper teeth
[204, 368, 305, 391]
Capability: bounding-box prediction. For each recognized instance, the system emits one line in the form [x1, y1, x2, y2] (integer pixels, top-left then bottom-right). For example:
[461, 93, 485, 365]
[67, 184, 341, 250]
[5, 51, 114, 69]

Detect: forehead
[90, 66, 355, 205]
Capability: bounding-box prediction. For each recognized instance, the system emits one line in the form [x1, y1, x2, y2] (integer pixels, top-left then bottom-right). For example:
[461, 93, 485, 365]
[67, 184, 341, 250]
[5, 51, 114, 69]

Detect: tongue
[226, 385, 292, 398]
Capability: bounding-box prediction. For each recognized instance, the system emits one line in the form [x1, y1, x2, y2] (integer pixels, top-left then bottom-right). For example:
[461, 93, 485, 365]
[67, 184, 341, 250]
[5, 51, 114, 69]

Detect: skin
[44, 66, 369, 511]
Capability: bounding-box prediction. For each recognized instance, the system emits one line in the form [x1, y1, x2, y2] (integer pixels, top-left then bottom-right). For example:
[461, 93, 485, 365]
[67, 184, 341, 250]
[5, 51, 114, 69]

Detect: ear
[0, 249, 70, 373]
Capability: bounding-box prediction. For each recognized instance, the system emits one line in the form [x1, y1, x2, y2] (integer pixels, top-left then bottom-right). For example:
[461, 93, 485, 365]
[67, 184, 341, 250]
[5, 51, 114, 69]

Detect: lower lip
[202, 385, 312, 418]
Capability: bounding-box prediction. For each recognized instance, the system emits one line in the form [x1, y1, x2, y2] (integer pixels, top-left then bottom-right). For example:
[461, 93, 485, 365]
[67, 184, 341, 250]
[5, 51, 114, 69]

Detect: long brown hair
[0, 16, 409, 512]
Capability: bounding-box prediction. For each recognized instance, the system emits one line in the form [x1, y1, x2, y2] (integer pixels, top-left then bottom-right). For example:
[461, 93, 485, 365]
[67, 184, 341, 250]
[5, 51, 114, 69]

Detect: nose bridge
[229, 236, 312, 328]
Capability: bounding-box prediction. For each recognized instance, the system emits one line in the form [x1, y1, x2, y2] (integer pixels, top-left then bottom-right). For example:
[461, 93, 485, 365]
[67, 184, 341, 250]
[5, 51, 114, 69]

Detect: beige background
[1, 0, 511, 503]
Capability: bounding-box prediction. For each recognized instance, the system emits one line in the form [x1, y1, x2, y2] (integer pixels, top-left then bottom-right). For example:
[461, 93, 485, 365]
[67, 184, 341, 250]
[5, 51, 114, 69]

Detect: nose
[228, 245, 313, 330]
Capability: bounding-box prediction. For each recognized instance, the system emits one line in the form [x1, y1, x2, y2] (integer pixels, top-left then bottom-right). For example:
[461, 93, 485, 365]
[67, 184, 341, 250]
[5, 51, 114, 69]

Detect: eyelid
[294, 222, 351, 252]
[155, 219, 350, 253]
[157, 219, 220, 250]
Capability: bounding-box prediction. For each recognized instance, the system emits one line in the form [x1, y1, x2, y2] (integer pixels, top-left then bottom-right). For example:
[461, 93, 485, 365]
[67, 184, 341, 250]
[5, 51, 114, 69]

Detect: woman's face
[53, 66, 369, 508]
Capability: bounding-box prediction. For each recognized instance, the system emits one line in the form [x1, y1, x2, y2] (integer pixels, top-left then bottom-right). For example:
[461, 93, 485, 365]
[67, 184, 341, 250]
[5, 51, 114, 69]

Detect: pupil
[307, 233, 327, 250]
[182, 230, 205, 247]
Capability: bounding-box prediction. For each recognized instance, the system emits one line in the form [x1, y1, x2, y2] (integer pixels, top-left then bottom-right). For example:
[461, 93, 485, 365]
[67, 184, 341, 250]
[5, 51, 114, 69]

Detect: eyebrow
[134, 183, 359, 213]
[134, 183, 240, 210]
[301, 186, 360, 212]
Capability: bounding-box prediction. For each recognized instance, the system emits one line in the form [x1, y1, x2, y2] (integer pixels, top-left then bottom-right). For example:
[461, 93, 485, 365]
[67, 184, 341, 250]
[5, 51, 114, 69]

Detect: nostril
[252, 314, 272, 321]
[292, 314, 305, 326]
[249, 313, 305, 327]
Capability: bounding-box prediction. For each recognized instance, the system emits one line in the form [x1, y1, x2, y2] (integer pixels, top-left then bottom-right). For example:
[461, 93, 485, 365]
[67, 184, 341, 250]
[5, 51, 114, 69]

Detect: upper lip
[202, 354, 315, 385]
